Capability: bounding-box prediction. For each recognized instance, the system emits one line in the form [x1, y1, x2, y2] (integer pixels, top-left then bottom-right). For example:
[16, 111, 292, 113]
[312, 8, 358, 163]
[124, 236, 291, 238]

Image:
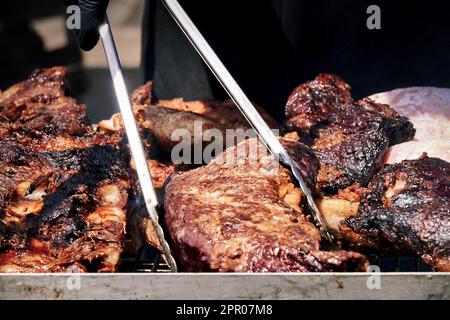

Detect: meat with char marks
[164, 138, 368, 272]
[0, 67, 131, 272]
[341, 155, 450, 271]
[285, 74, 415, 194]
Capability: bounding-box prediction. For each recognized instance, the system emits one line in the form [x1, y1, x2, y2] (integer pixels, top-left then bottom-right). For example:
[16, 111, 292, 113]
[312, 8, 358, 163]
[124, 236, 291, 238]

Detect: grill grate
[367, 253, 433, 272]
[119, 246, 434, 272]
[134, 254, 172, 273]
[118, 244, 171, 273]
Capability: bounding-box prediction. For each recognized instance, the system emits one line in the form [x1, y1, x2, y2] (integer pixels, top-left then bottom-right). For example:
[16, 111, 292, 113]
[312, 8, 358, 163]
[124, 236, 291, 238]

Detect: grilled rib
[0, 67, 131, 272]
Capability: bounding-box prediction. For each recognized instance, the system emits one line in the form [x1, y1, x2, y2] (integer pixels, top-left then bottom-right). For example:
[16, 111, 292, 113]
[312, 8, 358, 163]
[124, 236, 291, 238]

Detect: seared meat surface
[341, 155, 450, 271]
[99, 82, 178, 189]
[0, 67, 93, 145]
[165, 138, 368, 272]
[285, 74, 415, 194]
[0, 67, 131, 272]
[99, 83, 178, 252]
[101, 82, 278, 155]
[135, 104, 227, 152]
[100, 83, 281, 253]
[158, 97, 279, 130]
[101, 82, 272, 183]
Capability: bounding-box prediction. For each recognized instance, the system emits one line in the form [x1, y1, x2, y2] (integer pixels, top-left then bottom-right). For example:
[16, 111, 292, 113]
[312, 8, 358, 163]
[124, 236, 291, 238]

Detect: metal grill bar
[127, 253, 434, 273]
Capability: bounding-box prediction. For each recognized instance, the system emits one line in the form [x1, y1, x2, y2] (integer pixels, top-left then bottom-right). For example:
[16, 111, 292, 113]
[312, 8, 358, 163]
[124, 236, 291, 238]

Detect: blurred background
[0, 0, 144, 122]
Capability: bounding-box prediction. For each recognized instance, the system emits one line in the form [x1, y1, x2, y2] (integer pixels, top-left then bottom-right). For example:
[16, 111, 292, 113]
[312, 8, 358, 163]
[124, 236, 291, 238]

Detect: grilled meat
[101, 82, 278, 155]
[99, 82, 176, 252]
[164, 138, 368, 272]
[99, 82, 178, 189]
[341, 155, 450, 271]
[0, 142, 130, 272]
[135, 104, 227, 152]
[158, 97, 279, 130]
[285, 74, 415, 194]
[0, 67, 93, 143]
[99, 82, 281, 253]
[318, 184, 365, 238]
[0, 67, 131, 272]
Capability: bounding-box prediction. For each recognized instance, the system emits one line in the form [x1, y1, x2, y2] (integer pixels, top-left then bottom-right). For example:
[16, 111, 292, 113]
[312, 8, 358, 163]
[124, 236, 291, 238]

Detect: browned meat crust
[164, 138, 368, 272]
[99, 81, 279, 191]
[126, 83, 280, 252]
[158, 97, 279, 130]
[0, 67, 92, 140]
[0, 67, 131, 272]
[98, 83, 177, 252]
[135, 104, 227, 152]
[285, 74, 415, 194]
[98, 83, 181, 188]
[341, 155, 450, 271]
[101, 82, 279, 154]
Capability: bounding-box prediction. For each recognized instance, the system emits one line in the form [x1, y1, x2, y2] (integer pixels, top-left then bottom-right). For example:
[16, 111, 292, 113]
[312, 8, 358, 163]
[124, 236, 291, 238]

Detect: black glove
[65, 0, 110, 51]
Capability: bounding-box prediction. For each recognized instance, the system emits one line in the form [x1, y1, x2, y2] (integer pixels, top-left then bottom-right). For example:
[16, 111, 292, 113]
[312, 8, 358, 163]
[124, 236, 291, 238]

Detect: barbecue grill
[122, 245, 435, 274]
[0, 1, 449, 301]
[1, 246, 448, 300]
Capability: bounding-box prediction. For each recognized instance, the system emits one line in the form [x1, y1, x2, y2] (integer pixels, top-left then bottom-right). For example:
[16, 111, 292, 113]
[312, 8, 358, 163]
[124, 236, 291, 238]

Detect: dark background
[1, 0, 450, 122]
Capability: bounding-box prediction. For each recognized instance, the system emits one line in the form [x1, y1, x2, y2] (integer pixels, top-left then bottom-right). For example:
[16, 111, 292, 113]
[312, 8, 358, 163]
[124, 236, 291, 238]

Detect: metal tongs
[161, 0, 333, 242]
[99, 16, 178, 271]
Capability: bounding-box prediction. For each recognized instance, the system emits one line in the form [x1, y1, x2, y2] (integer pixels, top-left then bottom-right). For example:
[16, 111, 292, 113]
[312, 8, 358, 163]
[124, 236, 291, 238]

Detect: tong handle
[161, 0, 332, 242]
[99, 15, 178, 271]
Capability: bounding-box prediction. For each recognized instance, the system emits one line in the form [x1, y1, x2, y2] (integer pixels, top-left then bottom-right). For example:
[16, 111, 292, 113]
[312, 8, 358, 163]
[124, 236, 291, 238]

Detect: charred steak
[164, 138, 368, 272]
[0, 67, 131, 272]
[285, 74, 415, 194]
[341, 155, 450, 271]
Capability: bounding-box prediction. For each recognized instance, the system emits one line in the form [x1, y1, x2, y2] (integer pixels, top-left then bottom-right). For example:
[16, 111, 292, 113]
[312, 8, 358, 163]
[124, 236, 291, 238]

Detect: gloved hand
[65, 0, 110, 51]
